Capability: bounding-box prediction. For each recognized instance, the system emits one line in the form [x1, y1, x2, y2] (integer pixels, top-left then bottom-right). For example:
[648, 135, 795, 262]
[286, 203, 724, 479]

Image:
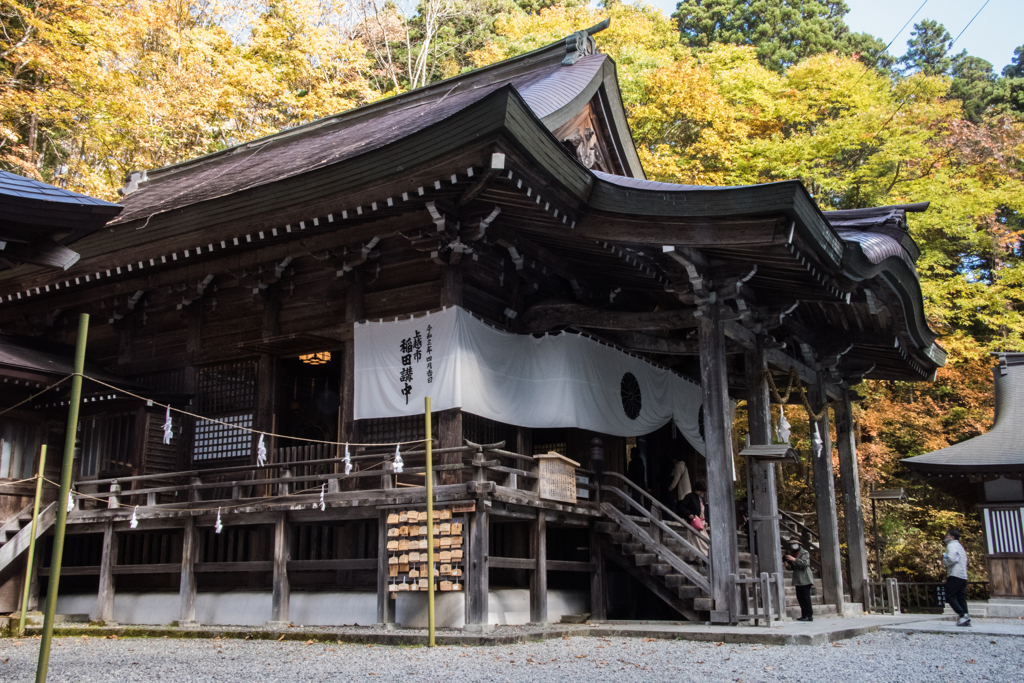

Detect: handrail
[602, 485, 711, 567]
[603, 472, 708, 541]
[780, 509, 819, 541]
[600, 498, 712, 595]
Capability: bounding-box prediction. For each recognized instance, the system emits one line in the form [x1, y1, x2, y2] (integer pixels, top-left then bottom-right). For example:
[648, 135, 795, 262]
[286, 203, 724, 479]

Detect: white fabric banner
[354, 306, 707, 454]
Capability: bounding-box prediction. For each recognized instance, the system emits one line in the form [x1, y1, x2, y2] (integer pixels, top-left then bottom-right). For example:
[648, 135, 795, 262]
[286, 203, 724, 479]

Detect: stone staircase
[596, 502, 713, 622]
[0, 502, 56, 582]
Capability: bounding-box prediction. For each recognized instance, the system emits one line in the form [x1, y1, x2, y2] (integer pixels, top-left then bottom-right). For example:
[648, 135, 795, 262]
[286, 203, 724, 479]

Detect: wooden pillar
[744, 340, 784, 583]
[182, 302, 202, 470]
[696, 302, 739, 623]
[341, 270, 365, 445]
[529, 511, 547, 624]
[179, 517, 198, 624]
[439, 263, 464, 483]
[467, 505, 490, 629]
[376, 510, 394, 625]
[270, 513, 291, 625]
[93, 521, 117, 623]
[835, 386, 868, 606]
[808, 374, 845, 613]
[589, 526, 606, 621]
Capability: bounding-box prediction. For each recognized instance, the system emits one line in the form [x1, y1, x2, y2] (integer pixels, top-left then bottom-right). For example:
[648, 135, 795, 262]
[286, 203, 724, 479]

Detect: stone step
[785, 595, 825, 607]
[650, 563, 672, 577]
[622, 542, 643, 555]
[634, 553, 657, 567]
[694, 597, 714, 611]
[786, 603, 837, 619]
[677, 586, 704, 599]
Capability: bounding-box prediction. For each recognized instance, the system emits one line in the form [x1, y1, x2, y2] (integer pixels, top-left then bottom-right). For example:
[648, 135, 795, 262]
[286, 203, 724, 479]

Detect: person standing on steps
[669, 454, 692, 518]
[943, 528, 971, 627]
[784, 539, 813, 621]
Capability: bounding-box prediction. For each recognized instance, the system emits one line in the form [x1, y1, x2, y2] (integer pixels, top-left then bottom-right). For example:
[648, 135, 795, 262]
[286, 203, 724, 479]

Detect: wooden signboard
[535, 451, 581, 504]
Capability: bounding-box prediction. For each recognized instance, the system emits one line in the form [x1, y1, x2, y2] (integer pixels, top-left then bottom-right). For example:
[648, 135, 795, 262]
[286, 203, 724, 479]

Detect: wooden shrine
[0, 20, 944, 627]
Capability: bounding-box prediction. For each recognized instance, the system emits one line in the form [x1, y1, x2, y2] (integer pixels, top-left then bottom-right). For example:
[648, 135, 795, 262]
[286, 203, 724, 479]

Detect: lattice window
[193, 361, 257, 461]
[358, 415, 427, 444]
[985, 507, 1024, 554]
[81, 412, 135, 476]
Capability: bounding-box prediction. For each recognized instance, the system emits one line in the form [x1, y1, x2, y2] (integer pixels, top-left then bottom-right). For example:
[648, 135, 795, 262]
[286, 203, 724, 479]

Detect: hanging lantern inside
[299, 351, 332, 365]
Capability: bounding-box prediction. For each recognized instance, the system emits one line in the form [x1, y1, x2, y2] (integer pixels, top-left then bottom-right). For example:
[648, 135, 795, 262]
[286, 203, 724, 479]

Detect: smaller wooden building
[903, 352, 1024, 613]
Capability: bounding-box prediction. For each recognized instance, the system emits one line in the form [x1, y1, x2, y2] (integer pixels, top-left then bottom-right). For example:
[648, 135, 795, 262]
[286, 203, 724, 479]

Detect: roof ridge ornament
[562, 18, 609, 66]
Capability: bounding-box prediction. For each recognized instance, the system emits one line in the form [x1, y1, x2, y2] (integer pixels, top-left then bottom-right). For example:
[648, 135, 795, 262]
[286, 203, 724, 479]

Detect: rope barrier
[78, 373, 429, 448]
[0, 374, 74, 416]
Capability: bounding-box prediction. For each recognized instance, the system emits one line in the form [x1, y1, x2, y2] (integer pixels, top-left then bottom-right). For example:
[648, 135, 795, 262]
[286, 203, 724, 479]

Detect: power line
[867, 0, 992, 143]
[850, 0, 928, 89]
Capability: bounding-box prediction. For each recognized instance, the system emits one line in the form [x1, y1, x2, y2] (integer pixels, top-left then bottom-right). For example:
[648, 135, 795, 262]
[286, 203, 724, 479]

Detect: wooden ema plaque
[385, 505, 467, 599]
[535, 451, 580, 504]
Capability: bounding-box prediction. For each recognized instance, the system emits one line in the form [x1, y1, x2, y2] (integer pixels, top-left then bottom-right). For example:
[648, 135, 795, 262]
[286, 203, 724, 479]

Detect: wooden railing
[71, 440, 599, 511]
[731, 571, 785, 626]
[896, 581, 990, 614]
[863, 578, 900, 614]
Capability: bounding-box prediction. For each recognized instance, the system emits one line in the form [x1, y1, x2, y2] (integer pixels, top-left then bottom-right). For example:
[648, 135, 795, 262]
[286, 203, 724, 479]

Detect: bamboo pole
[36, 312, 88, 683]
[425, 396, 435, 647]
[18, 444, 47, 636]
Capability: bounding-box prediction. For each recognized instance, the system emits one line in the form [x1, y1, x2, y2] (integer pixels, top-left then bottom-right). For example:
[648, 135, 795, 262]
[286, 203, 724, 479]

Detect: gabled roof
[903, 353, 1024, 475]
[0, 171, 122, 270]
[112, 20, 643, 227]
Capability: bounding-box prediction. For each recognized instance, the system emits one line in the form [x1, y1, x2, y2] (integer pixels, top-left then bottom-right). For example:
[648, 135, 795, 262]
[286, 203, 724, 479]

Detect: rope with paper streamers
[76, 373, 430, 448]
[762, 368, 829, 422]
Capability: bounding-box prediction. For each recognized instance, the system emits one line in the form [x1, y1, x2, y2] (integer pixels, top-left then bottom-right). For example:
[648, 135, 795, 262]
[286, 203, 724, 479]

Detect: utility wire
[867, 0, 992, 143]
[850, 0, 930, 89]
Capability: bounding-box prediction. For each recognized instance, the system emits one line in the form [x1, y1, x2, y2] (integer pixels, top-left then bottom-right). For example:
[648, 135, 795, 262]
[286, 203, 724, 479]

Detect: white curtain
[354, 306, 707, 454]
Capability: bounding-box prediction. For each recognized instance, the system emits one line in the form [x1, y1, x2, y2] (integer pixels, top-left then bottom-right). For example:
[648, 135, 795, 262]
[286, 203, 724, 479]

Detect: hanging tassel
[130, 506, 139, 530]
[256, 433, 267, 467]
[319, 483, 326, 512]
[343, 443, 352, 476]
[215, 507, 223, 534]
[393, 444, 403, 474]
[162, 405, 173, 445]
[811, 422, 823, 458]
[66, 491, 74, 513]
[776, 407, 791, 444]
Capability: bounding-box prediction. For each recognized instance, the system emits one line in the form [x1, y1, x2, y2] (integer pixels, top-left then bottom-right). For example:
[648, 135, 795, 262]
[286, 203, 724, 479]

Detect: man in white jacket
[942, 528, 970, 627]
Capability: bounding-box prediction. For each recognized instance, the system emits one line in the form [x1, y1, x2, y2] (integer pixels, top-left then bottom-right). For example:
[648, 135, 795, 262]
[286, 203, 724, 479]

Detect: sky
[644, 0, 1022, 71]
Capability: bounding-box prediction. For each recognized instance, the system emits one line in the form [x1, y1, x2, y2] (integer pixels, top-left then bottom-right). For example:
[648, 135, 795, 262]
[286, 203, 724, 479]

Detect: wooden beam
[439, 264, 464, 485]
[376, 510, 394, 625]
[697, 302, 739, 623]
[486, 224, 593, 299]
[835, 386, 868, 606]
[589, 525, 606, 620]
[530, 511, 547, 624]
[744, 338, 784, 584]
[808, 373, 845, 614]
[93, 521, 117, 622]
[179, 516, 198, 624]
[521, 301, 696, 332]
[0, 213, 415, 318]
[605, 331, 699, 355]
[270, 513, 291, 624]
[467, 505, 489, 628]
[574, 216, 785, 245]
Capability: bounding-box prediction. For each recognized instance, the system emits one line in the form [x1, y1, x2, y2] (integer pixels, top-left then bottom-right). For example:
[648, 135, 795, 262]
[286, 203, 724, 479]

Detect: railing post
[328, 476, 339, 494]
[189, 477, 202, 503]
[147, 491, 157, 507]
[761, 572, 772, 626]
[649, 506, 662, 545]
[232, 482, 241, 500]
[108, 482, 121, 509]
[381, 462, 394, 490]
[773, 572, 784, 622]
[887, 578, 899, 615]
[472, 450, 486, 484]
[278, 468, 291, 497]
[589, 438, 604, 506]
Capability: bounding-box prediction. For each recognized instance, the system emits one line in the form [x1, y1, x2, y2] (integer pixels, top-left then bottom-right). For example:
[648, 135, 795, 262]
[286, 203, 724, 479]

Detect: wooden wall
[988, 556, 1024, 599]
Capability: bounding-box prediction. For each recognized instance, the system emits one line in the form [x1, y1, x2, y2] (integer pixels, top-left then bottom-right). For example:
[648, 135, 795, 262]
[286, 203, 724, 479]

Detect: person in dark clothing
[626, 447, 646, 503]
[785, 539, 814, 621]
[679, 481, 709, 556]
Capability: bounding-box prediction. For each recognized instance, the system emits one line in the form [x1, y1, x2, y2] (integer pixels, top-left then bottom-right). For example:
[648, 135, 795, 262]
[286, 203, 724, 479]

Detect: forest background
[2, 0, 1022, 585]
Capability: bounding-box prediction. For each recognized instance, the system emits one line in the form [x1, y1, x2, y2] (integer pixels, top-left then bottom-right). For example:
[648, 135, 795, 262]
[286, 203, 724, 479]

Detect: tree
[674, 0, 851, 73]
[899, 19, 953, 76]
[1001, 45, 1024, 115]
[842, 31, 896, 73]
[949, 53, 999, 123]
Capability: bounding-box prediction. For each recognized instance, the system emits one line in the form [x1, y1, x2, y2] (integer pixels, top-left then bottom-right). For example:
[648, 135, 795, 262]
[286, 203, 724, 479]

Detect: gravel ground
[2, 629, 1022, 683]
